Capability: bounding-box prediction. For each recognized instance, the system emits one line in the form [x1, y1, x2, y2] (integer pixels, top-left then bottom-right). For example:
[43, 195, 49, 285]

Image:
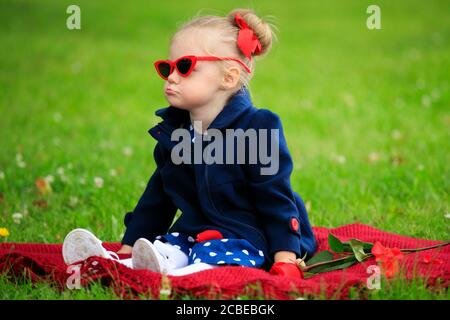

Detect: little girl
[63, 8, 317, 277]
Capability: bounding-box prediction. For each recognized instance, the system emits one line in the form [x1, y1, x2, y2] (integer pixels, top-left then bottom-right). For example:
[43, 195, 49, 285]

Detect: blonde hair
[170, 8, 278, 91]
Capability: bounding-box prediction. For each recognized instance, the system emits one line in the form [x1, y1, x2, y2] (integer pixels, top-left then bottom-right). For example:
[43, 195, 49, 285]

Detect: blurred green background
[0, 0, 449, 248]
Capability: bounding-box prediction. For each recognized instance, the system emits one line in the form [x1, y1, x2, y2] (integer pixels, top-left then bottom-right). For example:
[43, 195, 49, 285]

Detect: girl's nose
[167, 69, 180, 84]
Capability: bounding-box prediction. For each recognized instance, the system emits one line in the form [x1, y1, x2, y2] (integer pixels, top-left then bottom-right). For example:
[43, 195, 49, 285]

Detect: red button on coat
[290, 218, 299, 231]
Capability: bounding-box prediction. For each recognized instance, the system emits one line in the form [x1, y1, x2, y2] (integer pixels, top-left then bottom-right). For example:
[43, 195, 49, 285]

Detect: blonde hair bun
[227, 8, 275, 57]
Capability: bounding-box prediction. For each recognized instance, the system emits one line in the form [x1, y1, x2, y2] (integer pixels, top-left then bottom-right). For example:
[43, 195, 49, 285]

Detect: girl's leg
[167, 263, 218, 276]
[118, 258, 133, 268]
[132, 239, 189, 273]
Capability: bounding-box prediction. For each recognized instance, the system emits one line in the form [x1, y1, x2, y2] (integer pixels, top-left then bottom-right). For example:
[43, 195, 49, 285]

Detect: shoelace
[106, 251, 120, 261]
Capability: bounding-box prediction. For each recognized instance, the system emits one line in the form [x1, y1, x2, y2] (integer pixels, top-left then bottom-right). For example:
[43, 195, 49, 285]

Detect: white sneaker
[132, 238, 169, 273]
[62, 228, 120, 265]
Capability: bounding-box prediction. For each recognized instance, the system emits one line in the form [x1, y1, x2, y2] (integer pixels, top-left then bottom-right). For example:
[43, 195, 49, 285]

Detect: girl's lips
[165, 88, 177, 95]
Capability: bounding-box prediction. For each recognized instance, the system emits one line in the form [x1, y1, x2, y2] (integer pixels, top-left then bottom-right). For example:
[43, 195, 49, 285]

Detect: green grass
[0, 0, 449, 299]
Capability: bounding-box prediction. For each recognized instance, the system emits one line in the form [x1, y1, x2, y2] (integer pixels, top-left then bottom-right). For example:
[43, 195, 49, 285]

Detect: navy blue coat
[121, 87, 317, 268]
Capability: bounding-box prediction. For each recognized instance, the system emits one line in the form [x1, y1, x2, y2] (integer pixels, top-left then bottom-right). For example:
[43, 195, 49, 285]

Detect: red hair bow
[235, 13, 262, 60]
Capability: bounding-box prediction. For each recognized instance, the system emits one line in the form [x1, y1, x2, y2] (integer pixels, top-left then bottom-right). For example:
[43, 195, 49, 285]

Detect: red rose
[371, 241, 404, 278]
[269, 262, 304, 279]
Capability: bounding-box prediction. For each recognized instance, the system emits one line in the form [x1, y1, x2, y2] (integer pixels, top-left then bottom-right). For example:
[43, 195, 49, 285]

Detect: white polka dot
[221, 239, 228, 242]
[171, 232, 179, 237]
[189, 248, 192, 255]
[233, 258, 241, 262]
[203, 242, 211, 247]
[217, 261, 225, 264]
[225, 252, 233, 256]
[194, 258, 201, 264]
[174, 245, 181, 250]
[242, 250, 249, 255]
[209, 252, 217, 257]
[192, 253, 196, 260]
[258, 250, 264, 257]
[249, 260, 256, 266]
[187, 236, 195, 242]
[155, 236, 161, 239]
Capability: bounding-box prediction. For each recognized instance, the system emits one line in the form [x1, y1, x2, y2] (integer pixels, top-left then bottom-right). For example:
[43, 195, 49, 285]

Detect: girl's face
[163, 30, 226, 111]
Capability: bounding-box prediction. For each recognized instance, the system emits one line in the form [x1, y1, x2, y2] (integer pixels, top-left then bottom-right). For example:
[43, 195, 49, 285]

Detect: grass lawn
[0, 0, 449, 299]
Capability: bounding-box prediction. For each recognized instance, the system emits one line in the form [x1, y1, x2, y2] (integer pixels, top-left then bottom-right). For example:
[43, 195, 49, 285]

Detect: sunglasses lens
[176, 58, 193, 75]
[157, 62, 171, 78]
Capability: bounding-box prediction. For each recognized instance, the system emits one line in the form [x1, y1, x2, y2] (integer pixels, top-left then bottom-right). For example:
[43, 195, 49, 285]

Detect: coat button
[290, 217, 299, 232]
[157, 131, 161, 135]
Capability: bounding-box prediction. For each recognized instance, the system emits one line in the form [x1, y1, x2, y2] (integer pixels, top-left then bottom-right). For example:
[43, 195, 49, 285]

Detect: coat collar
[154, 86, 254, 130]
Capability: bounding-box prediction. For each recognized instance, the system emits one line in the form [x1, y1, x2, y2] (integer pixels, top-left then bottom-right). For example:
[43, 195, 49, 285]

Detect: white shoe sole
[132, 238, 166, 273]
[62, 228, 107, 265]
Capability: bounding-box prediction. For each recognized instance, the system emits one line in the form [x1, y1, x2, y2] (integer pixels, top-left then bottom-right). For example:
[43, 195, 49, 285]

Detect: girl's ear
[221, 66, 241, 90]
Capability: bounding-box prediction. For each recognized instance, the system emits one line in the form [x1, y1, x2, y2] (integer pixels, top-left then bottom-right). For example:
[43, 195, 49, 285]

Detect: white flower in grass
[421, 95, 431, 108]
[431, 89, 441, 101]
[94, 177, 104, 188]
[53, 138, 61, 146]
[17, 161, 26, 168]
[16, 154, 26, 168]
[445, 213, 450, 220]
[0, 171, 4, 180]
[79, 177, 86, 185]
[332, 154, 346, 164]
[391, 130, 403, 140]
[368, 152, 380, 163]
[12, 212, 23, 224]
[44, 175, 54, 183]
[109, 169, 117, 177]
[53, 112, 62, 123]
[69, 196, 79, 207]
[122, 147, 133, 157]
[57, 167, 65, 176]
[416, 78, 425, 89]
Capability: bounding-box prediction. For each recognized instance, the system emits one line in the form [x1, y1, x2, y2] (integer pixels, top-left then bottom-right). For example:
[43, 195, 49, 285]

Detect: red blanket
[1, 223, 448, 299]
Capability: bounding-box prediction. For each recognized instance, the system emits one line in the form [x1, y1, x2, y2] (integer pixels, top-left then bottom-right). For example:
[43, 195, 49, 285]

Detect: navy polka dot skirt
[156, 232, 265, 267]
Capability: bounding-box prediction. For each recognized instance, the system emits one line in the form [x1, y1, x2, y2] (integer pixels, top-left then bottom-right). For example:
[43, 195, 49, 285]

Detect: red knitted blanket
[1, 223, 448, 299]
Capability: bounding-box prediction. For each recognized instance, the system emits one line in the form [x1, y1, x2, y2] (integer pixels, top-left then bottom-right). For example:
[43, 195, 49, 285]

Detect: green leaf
[349, 239, 371, 262]
[308, 256, 358, 274]
[328, 233, 344, 253]
[305, 250, 334, 266]
[341, 242, 354, 252]
[303, 272, 316, 279]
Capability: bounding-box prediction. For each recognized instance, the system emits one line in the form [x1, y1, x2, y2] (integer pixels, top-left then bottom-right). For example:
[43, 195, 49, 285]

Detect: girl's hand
[271, 251, 304, 278]
[274, 250, 297, 263]
[117, 244, 133, 254]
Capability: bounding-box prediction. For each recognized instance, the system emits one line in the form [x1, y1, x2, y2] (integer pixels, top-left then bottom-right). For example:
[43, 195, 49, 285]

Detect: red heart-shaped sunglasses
[154, 55, 252, 80]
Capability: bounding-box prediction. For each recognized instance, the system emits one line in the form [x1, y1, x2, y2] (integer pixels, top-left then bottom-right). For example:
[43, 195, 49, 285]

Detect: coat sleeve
[244, 109, 303, 258]
[121, 143, 177, 246]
